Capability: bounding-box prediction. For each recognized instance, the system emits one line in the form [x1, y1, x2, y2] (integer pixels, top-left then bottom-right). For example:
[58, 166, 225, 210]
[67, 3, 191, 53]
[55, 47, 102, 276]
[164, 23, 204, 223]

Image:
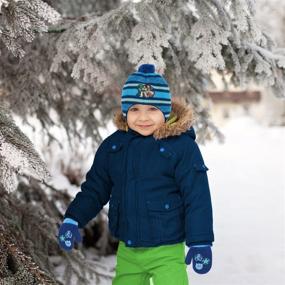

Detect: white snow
[190, 115, 285, 285]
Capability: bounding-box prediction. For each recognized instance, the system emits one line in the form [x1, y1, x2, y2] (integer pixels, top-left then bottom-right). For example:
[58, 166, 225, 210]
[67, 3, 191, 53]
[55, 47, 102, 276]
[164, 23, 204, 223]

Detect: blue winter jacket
[64, 97, 214, 248]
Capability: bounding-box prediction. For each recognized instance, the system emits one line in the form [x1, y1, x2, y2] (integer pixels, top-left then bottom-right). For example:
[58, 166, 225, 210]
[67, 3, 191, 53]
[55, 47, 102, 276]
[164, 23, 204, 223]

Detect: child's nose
[138, 112, 149, 119]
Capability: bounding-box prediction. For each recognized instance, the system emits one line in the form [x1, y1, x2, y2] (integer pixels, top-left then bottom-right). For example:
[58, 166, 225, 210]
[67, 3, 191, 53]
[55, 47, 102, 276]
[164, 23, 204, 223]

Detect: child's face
[127, 104, 165, 136]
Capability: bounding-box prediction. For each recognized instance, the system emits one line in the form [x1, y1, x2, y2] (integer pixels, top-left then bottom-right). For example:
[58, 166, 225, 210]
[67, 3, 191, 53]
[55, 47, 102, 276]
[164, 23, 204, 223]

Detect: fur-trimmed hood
[112, 96, 196, 140]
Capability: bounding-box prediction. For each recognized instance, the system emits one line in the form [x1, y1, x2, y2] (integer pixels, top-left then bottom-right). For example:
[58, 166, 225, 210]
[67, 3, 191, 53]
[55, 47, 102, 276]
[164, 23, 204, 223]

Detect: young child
[58, 64, 214, 284]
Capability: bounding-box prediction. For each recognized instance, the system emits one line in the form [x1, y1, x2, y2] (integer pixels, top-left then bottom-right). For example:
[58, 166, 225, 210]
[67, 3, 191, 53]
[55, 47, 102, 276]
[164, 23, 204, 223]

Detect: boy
[58, 64, 214, 285]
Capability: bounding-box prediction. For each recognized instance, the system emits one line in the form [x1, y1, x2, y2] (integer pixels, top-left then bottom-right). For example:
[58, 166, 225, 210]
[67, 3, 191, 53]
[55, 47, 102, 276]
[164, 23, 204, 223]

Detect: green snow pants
[112, 240, 189, 285]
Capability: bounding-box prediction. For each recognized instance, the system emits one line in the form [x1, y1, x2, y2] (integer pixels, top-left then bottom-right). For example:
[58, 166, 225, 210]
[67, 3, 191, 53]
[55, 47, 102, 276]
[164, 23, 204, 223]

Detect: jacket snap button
[112, 144, 117, 150]
[165, 203, 170, 209]
[127, 239, 132, 245]
[160, 147, 165, 152]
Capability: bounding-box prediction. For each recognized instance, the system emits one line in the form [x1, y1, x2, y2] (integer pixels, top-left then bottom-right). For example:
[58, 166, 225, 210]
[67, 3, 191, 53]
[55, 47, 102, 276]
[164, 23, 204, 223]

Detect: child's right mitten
[58, 218, 82, 251]
[185, 245, 212, 274]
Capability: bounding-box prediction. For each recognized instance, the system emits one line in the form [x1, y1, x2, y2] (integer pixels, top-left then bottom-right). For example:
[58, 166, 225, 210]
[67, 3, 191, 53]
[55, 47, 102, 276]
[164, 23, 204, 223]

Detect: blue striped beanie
[121, 64, 172, 121]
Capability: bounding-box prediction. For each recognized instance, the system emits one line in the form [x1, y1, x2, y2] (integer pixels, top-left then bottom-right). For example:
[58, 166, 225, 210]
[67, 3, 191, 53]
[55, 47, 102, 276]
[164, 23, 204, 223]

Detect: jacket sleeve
[174, 138, 214, 247]
[64, 140, 113, 228]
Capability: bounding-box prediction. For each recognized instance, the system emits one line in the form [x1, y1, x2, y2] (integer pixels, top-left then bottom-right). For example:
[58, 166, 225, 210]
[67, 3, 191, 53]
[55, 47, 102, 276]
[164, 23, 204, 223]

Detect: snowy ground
[97, 115, 285, 285]
[195, 115, 285, 285]
[16, 113, 285, 285]
[180, 115, 284, 285]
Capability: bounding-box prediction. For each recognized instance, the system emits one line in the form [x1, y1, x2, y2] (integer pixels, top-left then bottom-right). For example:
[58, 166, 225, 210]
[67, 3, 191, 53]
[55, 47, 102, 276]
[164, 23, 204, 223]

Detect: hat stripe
[127, 75, 167, 85]
[122, 104, 171, 109]
[122, 95, 171, 102]
[122, 88, 170, 95]
[121, 89, 171, 101]
[122, 98, 171, 105]
[125, 81, 168, 88]
[123, 104, 171, 110]
[123, 83, 169, 90]
[122, 89, 171, 98]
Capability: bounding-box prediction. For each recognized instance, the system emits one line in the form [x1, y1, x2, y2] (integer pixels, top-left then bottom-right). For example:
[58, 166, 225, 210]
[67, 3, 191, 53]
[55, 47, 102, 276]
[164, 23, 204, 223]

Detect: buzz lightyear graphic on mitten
[194, 253, 211, 271]
[59, 230, 73, 248]
[58, 219, 82, 251]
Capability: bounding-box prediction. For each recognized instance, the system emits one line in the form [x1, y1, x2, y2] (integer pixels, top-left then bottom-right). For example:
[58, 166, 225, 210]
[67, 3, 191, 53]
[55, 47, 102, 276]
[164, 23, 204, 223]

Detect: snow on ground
[191, 115, 285, 285]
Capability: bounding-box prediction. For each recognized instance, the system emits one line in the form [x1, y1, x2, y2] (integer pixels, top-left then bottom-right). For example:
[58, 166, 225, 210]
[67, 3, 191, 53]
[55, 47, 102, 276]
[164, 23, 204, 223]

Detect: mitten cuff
[187, 241, 213, 247]
[63, 218, 78, 226]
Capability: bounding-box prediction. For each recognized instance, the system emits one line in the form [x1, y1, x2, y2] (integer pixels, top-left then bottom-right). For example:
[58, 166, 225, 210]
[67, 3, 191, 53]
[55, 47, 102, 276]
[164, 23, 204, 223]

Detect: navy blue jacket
[64, 98, 214, 248]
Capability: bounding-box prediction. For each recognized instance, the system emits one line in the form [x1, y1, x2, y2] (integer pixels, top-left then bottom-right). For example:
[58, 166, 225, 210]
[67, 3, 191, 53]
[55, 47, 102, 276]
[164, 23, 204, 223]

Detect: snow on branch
[49, 1, 175, 92]
[0, 105, 51, 193]
[48, 0, 285, 98]
[124, 1, 171, 71]
[186, 0, 285, 97]
[186, 15, 230, 72]
[0, 0, 10, 11]
[0, 0, 61, 58]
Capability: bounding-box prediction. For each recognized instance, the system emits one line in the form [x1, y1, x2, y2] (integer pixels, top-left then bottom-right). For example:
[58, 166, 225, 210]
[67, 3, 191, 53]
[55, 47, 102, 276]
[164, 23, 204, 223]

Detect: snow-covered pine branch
[0, 105, 51, 193]
[49, 0, 285, 97]
[0, 0, 61, 58]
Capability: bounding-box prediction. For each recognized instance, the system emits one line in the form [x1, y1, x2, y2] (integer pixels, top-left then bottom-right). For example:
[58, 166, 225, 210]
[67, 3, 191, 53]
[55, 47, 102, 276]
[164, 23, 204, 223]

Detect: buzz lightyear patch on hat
[137, 84, 155, 98]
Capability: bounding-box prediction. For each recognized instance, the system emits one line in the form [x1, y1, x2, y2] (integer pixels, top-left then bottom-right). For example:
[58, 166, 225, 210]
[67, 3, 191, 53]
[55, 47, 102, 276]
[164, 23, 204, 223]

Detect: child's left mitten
[185, 245, 212, 274]
[58, 218, 82, 251]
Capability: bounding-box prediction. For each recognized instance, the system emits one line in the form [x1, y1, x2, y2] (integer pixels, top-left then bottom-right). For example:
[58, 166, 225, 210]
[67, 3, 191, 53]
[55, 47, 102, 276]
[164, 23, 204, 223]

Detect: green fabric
[166, 112, 178, 125]
[112, 241, 189, 285]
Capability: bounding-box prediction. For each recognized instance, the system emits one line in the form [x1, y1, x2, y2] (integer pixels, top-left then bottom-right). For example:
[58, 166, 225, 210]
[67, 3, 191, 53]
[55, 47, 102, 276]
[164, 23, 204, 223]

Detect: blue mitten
[58, 218, 82, 251]
[185, 245, 212, 274]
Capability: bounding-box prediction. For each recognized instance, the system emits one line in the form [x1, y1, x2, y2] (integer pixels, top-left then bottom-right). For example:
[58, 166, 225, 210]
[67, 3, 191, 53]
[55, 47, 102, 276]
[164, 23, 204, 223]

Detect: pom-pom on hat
[121, 64, 172, 121]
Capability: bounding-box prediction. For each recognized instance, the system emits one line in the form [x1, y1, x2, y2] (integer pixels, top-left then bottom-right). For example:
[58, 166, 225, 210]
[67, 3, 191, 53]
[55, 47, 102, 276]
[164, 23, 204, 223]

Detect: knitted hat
[121, 64, 172, 121]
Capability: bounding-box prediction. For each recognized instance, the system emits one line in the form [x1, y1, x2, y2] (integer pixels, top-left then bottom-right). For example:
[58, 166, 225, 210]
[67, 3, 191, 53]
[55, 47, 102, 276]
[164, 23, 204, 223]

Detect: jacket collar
[112, 97, 195, 140]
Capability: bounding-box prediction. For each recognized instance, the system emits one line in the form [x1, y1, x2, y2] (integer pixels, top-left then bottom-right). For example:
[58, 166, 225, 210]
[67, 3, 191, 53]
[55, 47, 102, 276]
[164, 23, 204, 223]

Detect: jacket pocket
[144, 197, 184, 242]
[108, 198, 120, 237]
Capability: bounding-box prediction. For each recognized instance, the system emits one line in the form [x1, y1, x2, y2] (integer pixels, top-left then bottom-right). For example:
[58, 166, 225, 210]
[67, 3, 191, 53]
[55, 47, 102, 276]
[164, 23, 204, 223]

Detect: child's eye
[129, 107, 157, 111]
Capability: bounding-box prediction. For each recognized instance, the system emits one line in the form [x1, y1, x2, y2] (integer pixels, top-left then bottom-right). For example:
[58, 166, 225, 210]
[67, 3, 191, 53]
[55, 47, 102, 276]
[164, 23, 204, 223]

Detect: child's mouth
[137, 125, 152, 128]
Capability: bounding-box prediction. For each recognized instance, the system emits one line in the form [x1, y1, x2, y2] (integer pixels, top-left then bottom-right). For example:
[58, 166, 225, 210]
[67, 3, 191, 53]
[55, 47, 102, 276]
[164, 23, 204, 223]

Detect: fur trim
[112, 96, 195, 140]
